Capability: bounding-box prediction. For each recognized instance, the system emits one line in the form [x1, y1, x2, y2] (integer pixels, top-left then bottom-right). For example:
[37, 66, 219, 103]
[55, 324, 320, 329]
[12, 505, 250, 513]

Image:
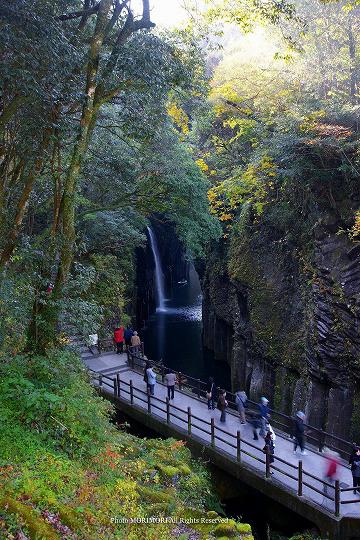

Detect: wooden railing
[89, 367, 360, 518]
[125, 345, 356, 461]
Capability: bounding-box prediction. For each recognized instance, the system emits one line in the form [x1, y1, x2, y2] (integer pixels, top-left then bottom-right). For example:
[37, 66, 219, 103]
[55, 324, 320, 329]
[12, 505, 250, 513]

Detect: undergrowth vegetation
[0, 351, 253, 540]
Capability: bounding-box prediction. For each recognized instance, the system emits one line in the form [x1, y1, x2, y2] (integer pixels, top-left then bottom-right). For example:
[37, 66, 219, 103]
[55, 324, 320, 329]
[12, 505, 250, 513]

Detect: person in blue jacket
[258, 397, 270, 438]
[124, 325, 134, 349]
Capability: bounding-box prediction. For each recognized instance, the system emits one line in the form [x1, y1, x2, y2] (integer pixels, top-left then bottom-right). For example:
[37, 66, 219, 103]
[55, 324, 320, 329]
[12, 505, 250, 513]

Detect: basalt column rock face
[202, 216, 360, 440]
[304, 227, 360, 438]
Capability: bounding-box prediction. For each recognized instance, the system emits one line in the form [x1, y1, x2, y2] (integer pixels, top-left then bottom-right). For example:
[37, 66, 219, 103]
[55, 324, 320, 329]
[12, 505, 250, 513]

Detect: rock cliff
[203, 139, 360, 440]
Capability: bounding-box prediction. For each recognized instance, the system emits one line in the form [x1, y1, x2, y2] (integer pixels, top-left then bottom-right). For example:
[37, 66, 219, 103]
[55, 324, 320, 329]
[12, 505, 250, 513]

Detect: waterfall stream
[147, 226, 166, 311]
[143, 227, 231, 389]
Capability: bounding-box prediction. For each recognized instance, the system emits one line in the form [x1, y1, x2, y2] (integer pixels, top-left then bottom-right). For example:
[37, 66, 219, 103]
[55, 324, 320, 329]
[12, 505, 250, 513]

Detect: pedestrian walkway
[83, 351, 360, 521]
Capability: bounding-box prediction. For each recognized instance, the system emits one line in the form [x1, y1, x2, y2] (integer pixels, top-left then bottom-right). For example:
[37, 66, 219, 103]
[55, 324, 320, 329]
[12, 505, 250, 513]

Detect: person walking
[351, 447, 360, 495]
[349, 443, 358, 469]
[218, 389, 228, 423]
[251, 416, 261, 440]
[146, 364, 156, 396]
[124, 325, 134, 349]
[144, 361, 150, 390]
[164, 368, 176, 400]
[263, 429, 275, 469]
[293, 411, 307, 455]
[88, 333, 99, 355]
[206, 377, 216, 410]
[235, 390, 247, 424]
[258, 397, 270, 438]
[113, 325, 124, 354]
[130, 331, 141, 354]
[323, 448, 339, 496]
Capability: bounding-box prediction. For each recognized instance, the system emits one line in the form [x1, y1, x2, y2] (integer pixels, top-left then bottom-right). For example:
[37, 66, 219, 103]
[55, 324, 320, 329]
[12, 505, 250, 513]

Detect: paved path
[83, 352, 360, 518]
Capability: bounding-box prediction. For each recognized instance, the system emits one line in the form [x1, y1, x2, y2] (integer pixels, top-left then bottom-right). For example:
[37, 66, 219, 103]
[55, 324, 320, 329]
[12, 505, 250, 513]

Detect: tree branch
[78, 0, 91, 30]
[133, 0, 156, 31]
[58, 4, 100, 22]
[104, 0, 129, 37]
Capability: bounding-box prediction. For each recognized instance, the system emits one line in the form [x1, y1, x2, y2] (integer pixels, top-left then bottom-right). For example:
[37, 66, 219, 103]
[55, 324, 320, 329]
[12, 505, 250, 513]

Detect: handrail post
[116, 374, 120, 397]
[113, 378, 117, 396]
[178, 372, 182, 391]
[161, 364, 165, 383]
[197, 379, 200, 399]
[130, 379, 134, 404]
[187, 407, 191, 435]
[99, 374, 103, 387]
[265, 450, 271, 479]
[298, 460, 303, 496]
[126, 347, 130, 366]
[166, 397, 170, 424]
[147, 388, 151, 414]
[335, 480, 340, 517]
[319, 429, 326, 453]
[237, 431, 241, 463]
[211, 418, 215, 447]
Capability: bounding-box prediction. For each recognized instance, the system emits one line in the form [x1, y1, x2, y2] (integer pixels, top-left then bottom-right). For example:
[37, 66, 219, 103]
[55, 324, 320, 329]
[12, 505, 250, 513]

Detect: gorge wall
[203, 139, 360, 441]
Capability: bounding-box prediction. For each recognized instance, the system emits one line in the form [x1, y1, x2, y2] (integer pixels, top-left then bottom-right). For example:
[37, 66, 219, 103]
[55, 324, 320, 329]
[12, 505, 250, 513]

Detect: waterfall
[147, 226, 166, 311]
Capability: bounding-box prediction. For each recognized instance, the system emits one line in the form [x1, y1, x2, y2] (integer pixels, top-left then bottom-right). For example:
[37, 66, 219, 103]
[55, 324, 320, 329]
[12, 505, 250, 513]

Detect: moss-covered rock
[213, 521, 239, 537]
[0, 497, 60, 540]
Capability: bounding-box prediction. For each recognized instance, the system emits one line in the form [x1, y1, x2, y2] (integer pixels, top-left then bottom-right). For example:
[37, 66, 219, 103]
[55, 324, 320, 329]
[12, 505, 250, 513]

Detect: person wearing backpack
[235, 390, 247, 424]
[206, 377, 217, 410]
[263, 428, 275, 470]
[218, 389, 228, 423]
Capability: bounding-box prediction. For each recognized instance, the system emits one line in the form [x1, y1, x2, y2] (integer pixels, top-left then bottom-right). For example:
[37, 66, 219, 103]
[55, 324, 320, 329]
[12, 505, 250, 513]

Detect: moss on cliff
[227, 205, 305, 369]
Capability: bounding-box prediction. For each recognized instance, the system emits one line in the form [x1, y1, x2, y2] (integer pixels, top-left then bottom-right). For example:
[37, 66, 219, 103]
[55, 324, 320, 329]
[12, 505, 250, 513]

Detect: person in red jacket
[113, 325, 124, 354]
[323, 448, 339, 496]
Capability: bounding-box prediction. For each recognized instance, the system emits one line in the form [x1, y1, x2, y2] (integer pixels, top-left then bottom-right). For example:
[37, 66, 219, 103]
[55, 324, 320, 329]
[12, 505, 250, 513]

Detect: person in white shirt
[146, 365, 156, 395]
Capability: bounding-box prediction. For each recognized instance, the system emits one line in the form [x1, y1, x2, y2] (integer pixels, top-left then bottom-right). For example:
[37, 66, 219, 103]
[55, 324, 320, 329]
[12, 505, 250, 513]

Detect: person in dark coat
[351, 447, 360, 494]
[293, 411, 307, 455]
[164, 368, 176, 400]
[218, 389, 228, 423]
[349, 443, 358, 468]
[263, 429, 275, 466]
[206, 377, 217, 410]
[124, 325, 134, 349]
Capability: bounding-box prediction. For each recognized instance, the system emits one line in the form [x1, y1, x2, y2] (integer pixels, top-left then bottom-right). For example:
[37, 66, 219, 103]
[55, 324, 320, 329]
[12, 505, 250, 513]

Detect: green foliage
[0, 0, 219, 349]
[0, 350, 252, 539]
[0, 351, 114, 458]
[86, 254, 133, 330]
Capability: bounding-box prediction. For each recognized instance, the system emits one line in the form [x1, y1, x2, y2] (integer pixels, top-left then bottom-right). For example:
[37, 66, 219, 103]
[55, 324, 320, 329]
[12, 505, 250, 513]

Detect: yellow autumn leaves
[167, 100, 190, 137]
[207, 155, 278, 226]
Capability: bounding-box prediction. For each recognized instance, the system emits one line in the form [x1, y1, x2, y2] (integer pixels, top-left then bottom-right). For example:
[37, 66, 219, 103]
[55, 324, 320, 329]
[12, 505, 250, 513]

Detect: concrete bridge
[82, 349, 360, 540]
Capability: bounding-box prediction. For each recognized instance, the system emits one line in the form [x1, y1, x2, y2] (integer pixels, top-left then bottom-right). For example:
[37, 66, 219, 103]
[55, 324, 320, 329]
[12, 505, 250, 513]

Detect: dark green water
[140, 263, 231, 390]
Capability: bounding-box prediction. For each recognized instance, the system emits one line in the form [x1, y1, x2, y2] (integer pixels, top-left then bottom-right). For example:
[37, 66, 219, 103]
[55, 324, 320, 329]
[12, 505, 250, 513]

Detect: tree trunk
[53, 0, 113, 297]
[348, 18, 358, 104]
[30, 0, 114, 351]
[0, 133, 50, 273]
